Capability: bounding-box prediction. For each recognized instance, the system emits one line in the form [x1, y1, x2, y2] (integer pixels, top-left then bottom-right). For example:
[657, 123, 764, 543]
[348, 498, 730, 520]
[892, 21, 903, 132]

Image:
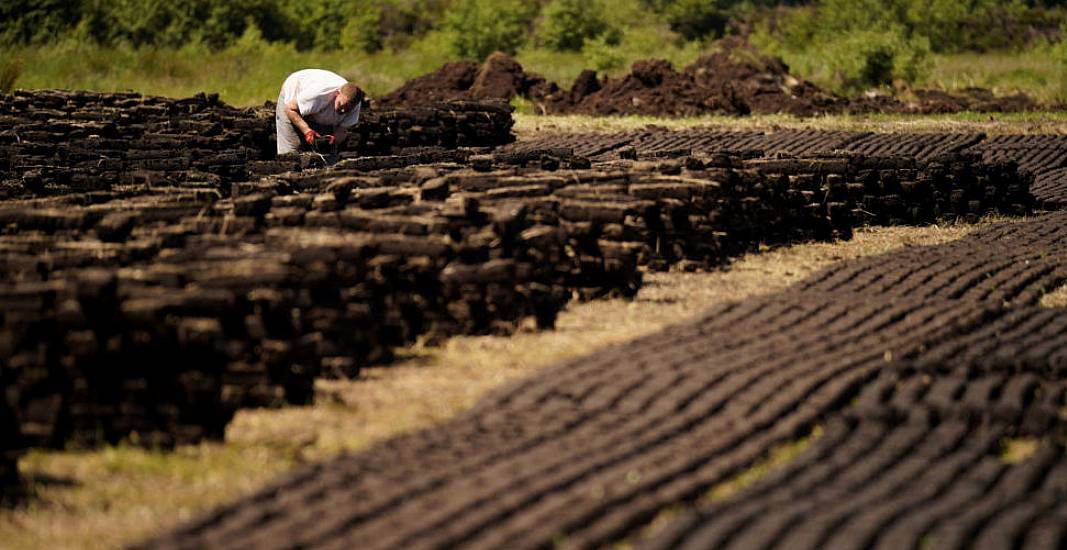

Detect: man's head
[335, 82, 365, 115]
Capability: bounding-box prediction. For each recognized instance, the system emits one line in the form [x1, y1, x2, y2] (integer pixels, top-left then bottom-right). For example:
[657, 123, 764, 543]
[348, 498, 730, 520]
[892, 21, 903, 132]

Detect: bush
[640, 0, 766, 41]
[0, 57, 21, 93]
[377, 0, 450, 48]
[1, 0, 383, 51]
[443, 0, 537, 59]
[583, 35, 626, 71]
[197, 1, 291, 49]
[0, 0, 83, 44]
[341, 7, 384, 53]
[821, 28, 932, 92]
[758, 0, 1066, 56]
[661, 0, 733, 41]
[540, 0, 614, 51]
[1054, 23, 1067, 64]
[68, 0, 290, 49]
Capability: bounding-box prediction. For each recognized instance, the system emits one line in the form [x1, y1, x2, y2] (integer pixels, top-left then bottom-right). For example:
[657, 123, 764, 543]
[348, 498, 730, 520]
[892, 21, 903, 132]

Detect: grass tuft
[1000, 437, 1041, 464]
[1040, 282, 1067, 308]
[703, 425, 825, 504]
[0, 57, 22, 93]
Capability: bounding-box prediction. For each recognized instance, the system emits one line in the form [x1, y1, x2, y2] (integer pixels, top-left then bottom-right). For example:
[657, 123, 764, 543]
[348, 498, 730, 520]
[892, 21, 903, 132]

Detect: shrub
[821, 28, 932, 92]
[0, 57, 21, 93]
[197, 1, 291, 49]
[661, 0, 733, 41]
[1054, 23, 1067, 64]
[62, 0, 291, 49]
[443, 0, 537, 59]
[639, 0, 764, 41]
[759, 0, 1064, 56]
[0, 0, 83, 44]
[583, 35, 626, 71]
[540, 0, 614, 52]
[341, 7, 384, 53]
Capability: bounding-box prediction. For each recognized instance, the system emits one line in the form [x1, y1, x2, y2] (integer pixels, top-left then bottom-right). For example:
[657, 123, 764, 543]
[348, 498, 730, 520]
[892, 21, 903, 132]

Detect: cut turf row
[1, 89, 1064, 504]
[142, 211, 1067, 549]
[0, 141, 1033, 464]
[502, 128, 1067, 208]
[0, 89, 514, 198]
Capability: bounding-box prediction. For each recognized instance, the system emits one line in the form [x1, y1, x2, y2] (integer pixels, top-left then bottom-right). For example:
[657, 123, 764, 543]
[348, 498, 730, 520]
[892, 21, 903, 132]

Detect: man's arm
[284, 99, 313, 136]
[334, 126, 348, 146]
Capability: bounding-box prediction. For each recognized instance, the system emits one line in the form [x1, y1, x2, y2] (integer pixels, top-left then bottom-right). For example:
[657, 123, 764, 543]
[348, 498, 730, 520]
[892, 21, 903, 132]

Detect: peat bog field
[2, 89, 1067, 548]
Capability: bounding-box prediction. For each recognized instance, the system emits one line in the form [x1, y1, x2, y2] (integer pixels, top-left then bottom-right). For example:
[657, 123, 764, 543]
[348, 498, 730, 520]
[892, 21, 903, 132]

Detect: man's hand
[304, 129, 322, 145]
[323, 134, 336, 145]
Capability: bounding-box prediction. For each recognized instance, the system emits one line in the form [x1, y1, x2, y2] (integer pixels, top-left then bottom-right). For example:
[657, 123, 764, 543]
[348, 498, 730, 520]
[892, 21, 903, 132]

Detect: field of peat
[1, 87, 1067, 548]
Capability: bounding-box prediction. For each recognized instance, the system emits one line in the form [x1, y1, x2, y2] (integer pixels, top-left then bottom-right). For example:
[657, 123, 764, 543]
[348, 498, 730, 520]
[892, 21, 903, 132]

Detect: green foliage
[759, 0, 1067, 56]
[45, 0, 291, 49]
[639, 0, 780, 41]
[540, 0, 615, 51]
[0, 56, 21, 93]
[748, 0, 1052, 92]
[0, 0, 396, 51]
[583, 35, 626, 71]
[0, 0, 1063, 104]
[821, 28, 932, 91]
[443, 0, 537, 59]
[0, 0, 83, 44]
[661, 0, 733, 41]
[1054, 23, 1067, 65]
[341, 8, 384, 52]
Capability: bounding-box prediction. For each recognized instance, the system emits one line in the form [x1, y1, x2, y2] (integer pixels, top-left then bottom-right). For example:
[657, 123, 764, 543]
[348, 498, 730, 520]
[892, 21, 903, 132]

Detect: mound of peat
[379, 38, 1049, 117]
[378, 52, 553, 108]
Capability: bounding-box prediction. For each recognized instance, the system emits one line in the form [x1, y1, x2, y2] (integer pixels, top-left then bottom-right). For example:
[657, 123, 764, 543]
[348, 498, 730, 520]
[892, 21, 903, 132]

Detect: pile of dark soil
[545, 58, 746, 117]
[542, 37, 843, 117]
[378, 53, 553, 107]
[849, 87, 1042, 114]
[379, 38, 1050, 117]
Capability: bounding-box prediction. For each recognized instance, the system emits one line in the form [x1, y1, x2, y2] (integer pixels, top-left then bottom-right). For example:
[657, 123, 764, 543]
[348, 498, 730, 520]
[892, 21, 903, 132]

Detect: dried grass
[514, 112, 1067, 137]
[0, 57, 22, 94]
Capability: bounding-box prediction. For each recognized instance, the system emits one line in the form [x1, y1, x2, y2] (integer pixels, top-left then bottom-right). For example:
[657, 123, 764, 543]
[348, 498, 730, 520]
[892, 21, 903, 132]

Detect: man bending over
[276, 69, 365, 155]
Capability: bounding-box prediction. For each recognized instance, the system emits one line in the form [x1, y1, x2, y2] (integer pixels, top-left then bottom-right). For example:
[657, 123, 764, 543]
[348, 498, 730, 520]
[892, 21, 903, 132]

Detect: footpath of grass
[514, 111, 1067, 137]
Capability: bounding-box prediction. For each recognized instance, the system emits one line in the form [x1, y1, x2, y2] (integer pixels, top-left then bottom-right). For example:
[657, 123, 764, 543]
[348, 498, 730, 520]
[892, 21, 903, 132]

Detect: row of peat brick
[0, 145, 1033, 488]
[0, 89, 1038, 494]
[503, 129, 1067, 209]
[470, 149, 1032, 270]
[0, 89, 514, 199]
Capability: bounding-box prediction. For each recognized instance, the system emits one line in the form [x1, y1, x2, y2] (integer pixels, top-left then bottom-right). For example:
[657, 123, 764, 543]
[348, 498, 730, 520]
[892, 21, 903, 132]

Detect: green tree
[662, 0, 733, 40]
[0, 0, 84, 44]
[341, 7, 384, 52]
[821, 28, 932, 91]
[540, 0, 614, 51]
[443, 0, 537, 59]
[583, 35, 626, 71]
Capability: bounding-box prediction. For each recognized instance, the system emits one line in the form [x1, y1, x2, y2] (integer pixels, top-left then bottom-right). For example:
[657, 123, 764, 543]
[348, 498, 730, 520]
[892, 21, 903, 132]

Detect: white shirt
[278, 69, 361, 129]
